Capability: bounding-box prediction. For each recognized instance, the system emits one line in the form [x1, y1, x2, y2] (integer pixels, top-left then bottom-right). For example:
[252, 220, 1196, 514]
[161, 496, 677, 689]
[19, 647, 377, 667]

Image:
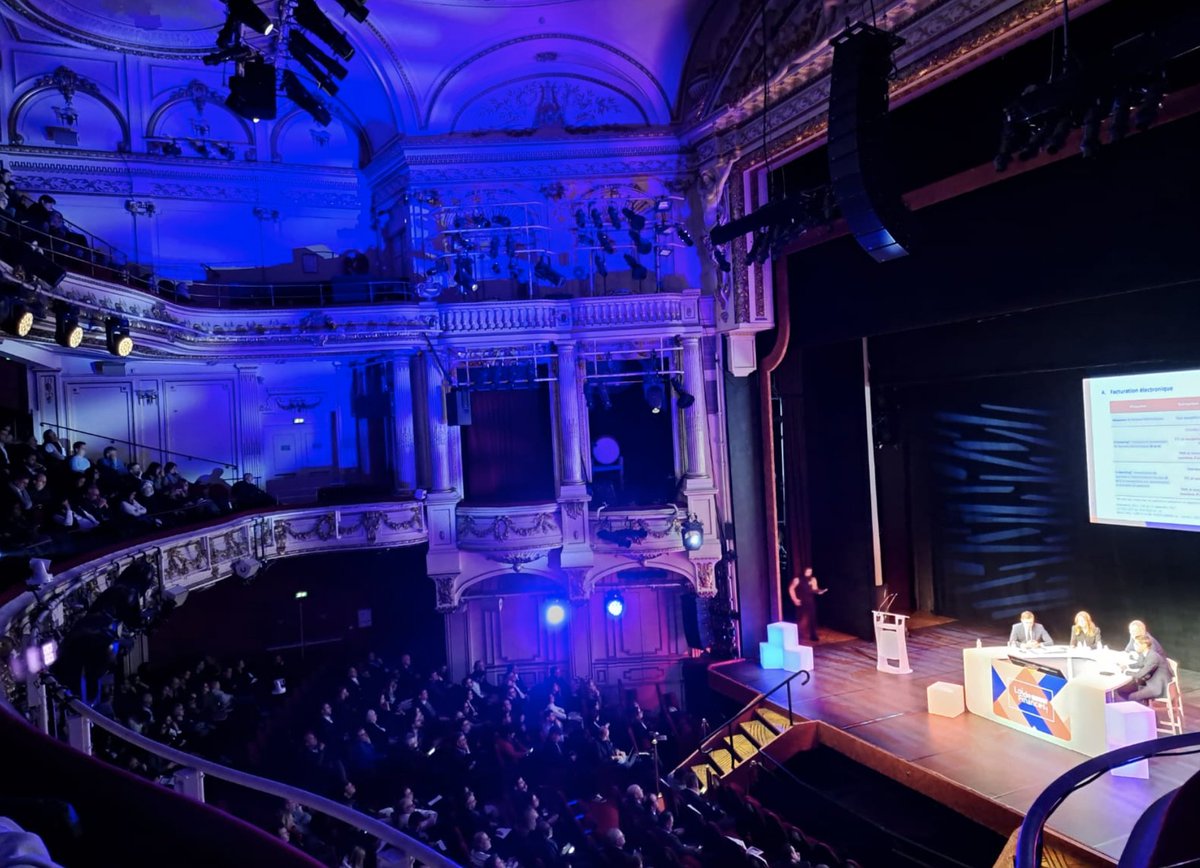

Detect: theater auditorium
[1, 0, 1199, 866]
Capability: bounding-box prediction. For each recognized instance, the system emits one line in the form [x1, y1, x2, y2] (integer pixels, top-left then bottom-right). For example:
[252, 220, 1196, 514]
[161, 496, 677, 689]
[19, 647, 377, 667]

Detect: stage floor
[711, 622, 1200, 862]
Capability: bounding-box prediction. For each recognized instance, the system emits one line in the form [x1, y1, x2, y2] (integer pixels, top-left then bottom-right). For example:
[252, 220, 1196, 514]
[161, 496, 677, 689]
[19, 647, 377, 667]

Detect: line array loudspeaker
[827, 23, 910, 263]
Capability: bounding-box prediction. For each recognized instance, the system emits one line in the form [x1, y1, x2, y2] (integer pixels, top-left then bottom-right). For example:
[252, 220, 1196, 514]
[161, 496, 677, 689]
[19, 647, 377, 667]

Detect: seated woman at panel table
[1069, 611, 1102, 651]
[1124, 620, 1166, 657]
[1117, 635, 1172, 704]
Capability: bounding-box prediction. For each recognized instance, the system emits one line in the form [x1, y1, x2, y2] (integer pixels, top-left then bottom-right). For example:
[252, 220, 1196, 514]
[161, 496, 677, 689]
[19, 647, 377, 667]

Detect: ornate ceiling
[0, 0, 1086, 160]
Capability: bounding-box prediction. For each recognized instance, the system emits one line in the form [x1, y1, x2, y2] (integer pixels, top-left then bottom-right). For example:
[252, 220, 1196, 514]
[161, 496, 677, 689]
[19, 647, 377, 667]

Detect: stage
[709, 621, 1200, 863]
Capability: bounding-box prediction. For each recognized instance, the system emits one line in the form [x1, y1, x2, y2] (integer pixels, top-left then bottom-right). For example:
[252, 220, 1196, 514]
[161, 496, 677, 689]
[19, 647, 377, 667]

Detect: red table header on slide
[1109, 397, 1200, 413]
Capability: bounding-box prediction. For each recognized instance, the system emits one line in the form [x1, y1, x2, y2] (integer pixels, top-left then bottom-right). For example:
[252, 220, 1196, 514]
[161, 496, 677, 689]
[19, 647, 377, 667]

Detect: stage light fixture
[544, 600, 568, 627]
[227, 58, 277, 121]
[105, 317, 133, 357]
[623, 253, 648, 282]
[680, 515, 704, 551]
[675, 225, 694, 246]
[669, 376, 695, 409]
[216, 16, 240, 49]
[590, 208, 604, 229]
[713, 248, 731, 273]
[1109, 91, 1131, 143]
[534, 257, 564, 287]
[607, 205, 623, 229]
[1, 297, 33, 337]
[294, 0, 355, 61]
[629, 230, 651, 255]
[598, 232, 616, 255]
[605, 592, 625, 618]
[593, 253, 608, 277]
[748, 230, 772, 265]
[54, 303, 83, 348]
[1079, 102, 1103, 158]
[621, 207, 646, 231]
[575, 209, 588, 229]
[333, 0, 370, 23]
[289, 29, 347, 95]
[282, 69, 332, 126]
[643, 377, 666, 413]
[227, 0, 274, 36]
[204, 43, 254, 66]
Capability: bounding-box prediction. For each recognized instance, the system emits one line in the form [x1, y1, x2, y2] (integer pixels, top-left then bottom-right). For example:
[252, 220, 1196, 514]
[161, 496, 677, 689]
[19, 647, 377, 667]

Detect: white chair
[1149, 658, 1184, 736]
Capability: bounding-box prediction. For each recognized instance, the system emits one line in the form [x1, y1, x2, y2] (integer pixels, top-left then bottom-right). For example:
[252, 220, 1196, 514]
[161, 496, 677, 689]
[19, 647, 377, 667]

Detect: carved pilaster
[426, 352, 451, 492]
[693, 560, 718, 597]
[392, 354, 417, 492]
[680, 336, 711, 481]
[556, 341, 583, 486]
[235, 365, 264, 482]
[566, 567, 596, 603]
[432, 573, 461, 613]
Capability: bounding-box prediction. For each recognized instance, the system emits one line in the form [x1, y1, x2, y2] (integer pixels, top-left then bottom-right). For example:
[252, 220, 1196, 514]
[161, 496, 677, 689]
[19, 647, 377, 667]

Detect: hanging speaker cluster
[827, 23, 910, 263]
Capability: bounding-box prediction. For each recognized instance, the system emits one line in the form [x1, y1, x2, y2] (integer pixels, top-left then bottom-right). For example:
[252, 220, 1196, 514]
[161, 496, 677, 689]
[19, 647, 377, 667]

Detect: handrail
[58, 694, 457, 867]
[687, 667, 811, 768]
[1015, 732, 1200, 868]
[44, 424, 239, 473]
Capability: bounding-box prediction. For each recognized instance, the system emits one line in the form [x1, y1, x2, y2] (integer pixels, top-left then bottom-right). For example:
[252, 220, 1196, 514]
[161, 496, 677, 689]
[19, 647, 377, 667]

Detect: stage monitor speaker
[827, 22, 910, 263]
[446, 386, 472, 426]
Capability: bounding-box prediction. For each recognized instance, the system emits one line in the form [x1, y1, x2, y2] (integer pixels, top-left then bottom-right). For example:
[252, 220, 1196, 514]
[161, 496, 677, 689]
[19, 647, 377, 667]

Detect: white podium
[873, 611, 911, 674]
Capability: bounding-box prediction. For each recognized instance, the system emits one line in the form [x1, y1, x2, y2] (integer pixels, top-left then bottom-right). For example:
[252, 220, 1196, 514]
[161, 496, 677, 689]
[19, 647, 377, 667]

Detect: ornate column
[680, 336, 711, 480]
[557, 341, 584, 487]
[235, 365, 265, 482]
[391, 353, 417, 492]
[556, 343, 592, 575]
[426, 352, 452, 493]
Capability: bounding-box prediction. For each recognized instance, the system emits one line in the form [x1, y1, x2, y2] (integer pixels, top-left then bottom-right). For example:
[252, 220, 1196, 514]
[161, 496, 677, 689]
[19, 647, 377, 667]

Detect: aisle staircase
[682, 671, 809, 789]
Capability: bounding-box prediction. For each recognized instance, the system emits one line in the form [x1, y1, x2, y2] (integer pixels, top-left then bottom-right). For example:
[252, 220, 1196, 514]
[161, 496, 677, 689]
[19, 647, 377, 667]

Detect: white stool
[782, 645, 813, 673]
[926, 681, 965, 718]
[759, 641, 784, 670]
[1105, 701, 1156, 779]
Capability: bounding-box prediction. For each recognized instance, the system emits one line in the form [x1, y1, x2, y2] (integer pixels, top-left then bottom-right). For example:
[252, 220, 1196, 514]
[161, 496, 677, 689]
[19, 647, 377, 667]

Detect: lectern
[873, 600, 911, 674]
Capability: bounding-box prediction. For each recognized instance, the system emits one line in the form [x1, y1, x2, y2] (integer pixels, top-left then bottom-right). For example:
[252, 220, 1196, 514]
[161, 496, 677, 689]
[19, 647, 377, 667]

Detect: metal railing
[161, 277, 415, 309]
[0, 211, 152, 292]
[683, 667, 811, 772]
[1015, 732, 1200, 868]
[43, 424, 239, 475]
[50, 692, 456, 867]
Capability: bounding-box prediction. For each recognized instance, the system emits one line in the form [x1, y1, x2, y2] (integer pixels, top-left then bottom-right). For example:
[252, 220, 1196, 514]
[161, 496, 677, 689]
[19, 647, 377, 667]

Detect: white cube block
[781, 644, 813, 673]
[760, 641, 784, 670]
[926, 681, 965, 718]
[1106, 701, 1156, 779]
[767, 621, 799, 650]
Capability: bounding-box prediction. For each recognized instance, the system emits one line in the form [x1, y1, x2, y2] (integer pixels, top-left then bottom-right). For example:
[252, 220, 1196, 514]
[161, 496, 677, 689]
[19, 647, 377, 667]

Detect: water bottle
[976, 638, 982, 649]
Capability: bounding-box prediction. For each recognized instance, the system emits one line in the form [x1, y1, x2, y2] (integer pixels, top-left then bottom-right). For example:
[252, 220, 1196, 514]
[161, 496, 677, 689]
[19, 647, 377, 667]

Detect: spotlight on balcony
[681, 515, 704, 551]
[544, 599, 568, 627]
[105, 317, 133, 357]
[54, 302, 83, 348]
[605, 592, 625, 618]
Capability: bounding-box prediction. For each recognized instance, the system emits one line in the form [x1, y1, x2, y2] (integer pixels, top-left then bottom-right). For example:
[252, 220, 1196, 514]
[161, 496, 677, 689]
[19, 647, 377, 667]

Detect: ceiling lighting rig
[206, 0, 371, 127]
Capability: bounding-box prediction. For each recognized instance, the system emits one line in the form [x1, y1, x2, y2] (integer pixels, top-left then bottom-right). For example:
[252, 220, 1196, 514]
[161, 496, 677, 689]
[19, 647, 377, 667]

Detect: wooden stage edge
[707, 622, 1200, 866]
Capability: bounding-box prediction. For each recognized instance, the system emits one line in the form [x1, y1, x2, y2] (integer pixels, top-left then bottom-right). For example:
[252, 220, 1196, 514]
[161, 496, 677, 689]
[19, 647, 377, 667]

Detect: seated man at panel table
[1124, 620, 1166, 657]
[1117, 635, 1172, 704]
[1008, 610, 1053, 650]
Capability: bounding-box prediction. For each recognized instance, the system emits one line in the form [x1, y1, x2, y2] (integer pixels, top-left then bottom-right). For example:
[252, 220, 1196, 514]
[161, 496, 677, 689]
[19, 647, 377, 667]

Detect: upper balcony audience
[0, 426, 277, 567]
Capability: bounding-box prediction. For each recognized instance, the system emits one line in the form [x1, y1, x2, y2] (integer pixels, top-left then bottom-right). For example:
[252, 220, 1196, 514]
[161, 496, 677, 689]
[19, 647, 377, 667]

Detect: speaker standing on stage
[788, 567, 827, 643]
[1068, 611, 1102, 650]
[1008, 611, 1052, 649]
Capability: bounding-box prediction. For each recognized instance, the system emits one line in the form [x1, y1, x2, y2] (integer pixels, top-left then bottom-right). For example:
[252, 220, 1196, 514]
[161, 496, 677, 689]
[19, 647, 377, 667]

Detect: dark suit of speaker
[1122, 650, 1171, 702]
[827, 23, 909, 262]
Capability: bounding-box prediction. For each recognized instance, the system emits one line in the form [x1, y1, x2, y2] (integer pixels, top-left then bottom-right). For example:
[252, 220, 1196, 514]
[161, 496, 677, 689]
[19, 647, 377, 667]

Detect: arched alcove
[10, 76, 128, 151]
[271, 109, 362, 168]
